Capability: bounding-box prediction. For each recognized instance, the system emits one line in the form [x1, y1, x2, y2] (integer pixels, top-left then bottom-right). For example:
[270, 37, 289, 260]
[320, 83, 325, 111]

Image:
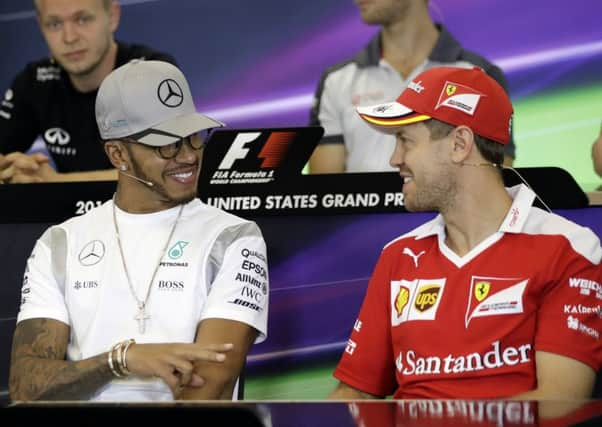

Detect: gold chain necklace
[112, 198, 184, 334]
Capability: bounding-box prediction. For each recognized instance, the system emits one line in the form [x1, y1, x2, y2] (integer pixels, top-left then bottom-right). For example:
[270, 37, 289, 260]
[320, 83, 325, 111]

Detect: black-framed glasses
[153, 135, 204, 159]
[123, 130, 209, 160]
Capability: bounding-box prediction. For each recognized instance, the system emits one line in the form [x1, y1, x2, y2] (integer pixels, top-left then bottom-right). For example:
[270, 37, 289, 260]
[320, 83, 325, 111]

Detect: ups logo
[414, 285, 441, 312]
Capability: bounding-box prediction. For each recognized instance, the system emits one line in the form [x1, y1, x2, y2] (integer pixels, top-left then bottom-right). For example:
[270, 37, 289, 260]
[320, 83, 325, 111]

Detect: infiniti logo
[78, 240, 105, 266]
[44, 127, 71, 145]
[157, 79, 183, 108]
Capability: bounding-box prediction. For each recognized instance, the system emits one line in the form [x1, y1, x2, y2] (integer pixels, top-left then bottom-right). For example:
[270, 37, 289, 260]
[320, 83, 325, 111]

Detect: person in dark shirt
[0, 0, 176, 183]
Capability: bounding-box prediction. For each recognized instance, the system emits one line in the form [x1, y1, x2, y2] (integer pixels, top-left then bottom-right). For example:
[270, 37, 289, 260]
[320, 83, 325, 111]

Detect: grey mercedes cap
[95, 59, 224, 146]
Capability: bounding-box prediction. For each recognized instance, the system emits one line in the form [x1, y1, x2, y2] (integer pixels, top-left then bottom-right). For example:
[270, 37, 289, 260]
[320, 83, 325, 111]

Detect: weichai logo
[414, 285, 441, 312]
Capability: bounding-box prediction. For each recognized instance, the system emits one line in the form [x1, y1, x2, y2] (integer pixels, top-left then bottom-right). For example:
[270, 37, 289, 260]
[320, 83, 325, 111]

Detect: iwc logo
[78, 240, 105, 266]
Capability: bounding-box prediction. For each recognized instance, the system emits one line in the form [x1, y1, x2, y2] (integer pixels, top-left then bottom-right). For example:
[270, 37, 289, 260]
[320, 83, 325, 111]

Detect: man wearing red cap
[330, 66, 602, 399]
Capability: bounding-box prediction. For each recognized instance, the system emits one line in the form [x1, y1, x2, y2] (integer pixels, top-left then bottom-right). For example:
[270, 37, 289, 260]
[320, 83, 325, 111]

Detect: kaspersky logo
[168, 241, 189, 259]
[217, 131, 295, 170]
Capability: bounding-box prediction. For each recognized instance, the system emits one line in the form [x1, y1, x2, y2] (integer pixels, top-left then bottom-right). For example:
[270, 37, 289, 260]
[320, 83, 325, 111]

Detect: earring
[120, 165, 127, 171]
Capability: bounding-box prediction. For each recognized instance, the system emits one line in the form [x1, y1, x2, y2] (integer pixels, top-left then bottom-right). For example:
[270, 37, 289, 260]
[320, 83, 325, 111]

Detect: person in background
[330, 66, 601, 399]
[0, 0, 176, 183]
[309, 0, 515, 173]
[9, 60, 269, 401]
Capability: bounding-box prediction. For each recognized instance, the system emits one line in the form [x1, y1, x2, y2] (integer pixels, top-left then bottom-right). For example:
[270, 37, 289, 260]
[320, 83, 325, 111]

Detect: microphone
[119, 170, 154, 187]
[460, 162, 501, 169]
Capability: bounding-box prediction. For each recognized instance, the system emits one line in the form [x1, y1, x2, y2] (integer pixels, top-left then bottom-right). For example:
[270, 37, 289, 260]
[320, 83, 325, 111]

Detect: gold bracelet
[107, 345, 124, 378]
[120, 339, 135, 375]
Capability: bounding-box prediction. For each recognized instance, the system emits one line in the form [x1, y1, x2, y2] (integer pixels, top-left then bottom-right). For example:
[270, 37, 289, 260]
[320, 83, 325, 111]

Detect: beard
[403, 169, 456, 213]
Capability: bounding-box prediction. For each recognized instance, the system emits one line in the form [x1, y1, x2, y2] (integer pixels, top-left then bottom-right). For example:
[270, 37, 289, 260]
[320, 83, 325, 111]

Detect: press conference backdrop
[1, 0, 601, 190]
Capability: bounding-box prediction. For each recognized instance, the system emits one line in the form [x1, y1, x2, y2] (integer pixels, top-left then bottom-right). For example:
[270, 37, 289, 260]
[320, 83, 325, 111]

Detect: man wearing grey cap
[8, 60, 269, 401]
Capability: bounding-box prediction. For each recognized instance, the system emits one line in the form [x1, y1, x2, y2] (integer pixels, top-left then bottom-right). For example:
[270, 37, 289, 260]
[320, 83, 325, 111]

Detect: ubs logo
[78, 240, 105, 266]
[157, 79, 184, 107]
[44, 127, 71, 145]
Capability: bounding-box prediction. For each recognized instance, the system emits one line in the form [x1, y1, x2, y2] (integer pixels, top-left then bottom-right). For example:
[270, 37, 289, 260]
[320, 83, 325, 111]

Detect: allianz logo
[395, 341, 532, 376]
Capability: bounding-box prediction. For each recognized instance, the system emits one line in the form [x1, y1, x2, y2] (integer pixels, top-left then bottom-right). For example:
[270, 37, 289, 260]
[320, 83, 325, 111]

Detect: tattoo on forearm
[9, 319, 112, 401]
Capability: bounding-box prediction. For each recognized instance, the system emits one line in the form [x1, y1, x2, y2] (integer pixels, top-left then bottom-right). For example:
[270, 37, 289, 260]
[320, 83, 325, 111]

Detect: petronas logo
[168, 241, 189, 259]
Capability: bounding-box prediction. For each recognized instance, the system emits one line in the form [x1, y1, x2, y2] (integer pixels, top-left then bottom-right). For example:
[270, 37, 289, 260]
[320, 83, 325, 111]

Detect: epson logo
[241, 260, 267, 279]
[158, 280, 184, 291]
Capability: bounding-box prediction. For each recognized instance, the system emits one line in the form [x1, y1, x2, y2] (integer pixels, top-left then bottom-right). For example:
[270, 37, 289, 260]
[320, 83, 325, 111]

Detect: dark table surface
[1, 400, 602, 426]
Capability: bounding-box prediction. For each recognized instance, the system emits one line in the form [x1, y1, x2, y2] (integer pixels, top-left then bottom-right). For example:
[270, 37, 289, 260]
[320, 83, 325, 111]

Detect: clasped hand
[0, 152, 58, 183]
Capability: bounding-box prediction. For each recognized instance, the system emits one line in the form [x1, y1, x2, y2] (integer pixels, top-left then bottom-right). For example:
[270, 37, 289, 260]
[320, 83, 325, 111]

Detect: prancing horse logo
[78, 240, 105, 266]
[157, 79, 184, 108]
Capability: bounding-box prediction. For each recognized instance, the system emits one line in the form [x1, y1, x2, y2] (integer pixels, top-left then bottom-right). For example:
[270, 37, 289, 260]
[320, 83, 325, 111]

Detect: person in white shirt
[9, 60, 269, 401]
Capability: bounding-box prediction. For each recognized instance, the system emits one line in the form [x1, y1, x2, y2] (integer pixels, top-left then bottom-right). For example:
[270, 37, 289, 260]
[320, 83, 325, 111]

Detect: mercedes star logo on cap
[157, 79, 184, 108]
[78, 240, 106, 266]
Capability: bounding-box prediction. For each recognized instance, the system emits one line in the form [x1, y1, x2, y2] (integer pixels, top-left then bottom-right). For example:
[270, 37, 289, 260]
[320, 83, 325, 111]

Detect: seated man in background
[309, 0, 515, 173]
[593, 121, 602, 186]
[9, 60, 269, 401]
[330, 66, 601, 399]
[0, 0, 175, 183]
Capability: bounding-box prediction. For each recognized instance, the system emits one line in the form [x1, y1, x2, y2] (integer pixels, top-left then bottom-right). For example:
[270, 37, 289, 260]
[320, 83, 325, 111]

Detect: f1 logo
[218, 132, 259, 169]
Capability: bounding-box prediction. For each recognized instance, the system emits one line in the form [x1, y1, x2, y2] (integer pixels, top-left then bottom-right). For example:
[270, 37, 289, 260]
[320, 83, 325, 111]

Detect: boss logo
[158, 280, 185, 290]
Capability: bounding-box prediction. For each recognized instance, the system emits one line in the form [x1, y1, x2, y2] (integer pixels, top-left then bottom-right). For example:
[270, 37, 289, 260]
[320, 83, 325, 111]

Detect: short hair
[422, 119, 504, 166]
[33, 0, 112, 11]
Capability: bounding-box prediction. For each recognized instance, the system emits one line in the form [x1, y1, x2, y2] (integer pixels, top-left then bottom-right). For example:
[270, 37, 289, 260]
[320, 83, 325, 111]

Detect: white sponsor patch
[391, 279, 446, 326]
[465, 277, 527, 327]
[435, 81, 483, 116]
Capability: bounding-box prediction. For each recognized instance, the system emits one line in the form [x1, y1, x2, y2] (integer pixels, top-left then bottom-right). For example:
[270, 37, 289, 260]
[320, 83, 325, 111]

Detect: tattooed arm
[9, 318, 113, 401]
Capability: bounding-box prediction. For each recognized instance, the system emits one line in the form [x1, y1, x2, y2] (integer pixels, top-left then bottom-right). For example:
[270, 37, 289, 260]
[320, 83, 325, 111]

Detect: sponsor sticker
[567, 315, 599, 339]
[569, 277, 602, 300]
[436, 81, 483, 115]
[465, 276, 527, 328]
[391, 279, 446, 326]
